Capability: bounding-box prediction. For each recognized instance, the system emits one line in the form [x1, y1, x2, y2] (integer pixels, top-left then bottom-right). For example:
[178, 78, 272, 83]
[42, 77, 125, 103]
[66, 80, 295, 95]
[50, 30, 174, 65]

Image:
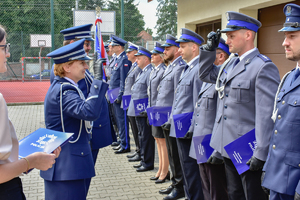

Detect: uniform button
[238, 83, 240, 87]
[195, 123, 198, 126]
[224, 105, 227, 108]
[274, 130, 277, 134]
[176, 99, 178, 101]
[81, 152, 84, 155]
[298, 164, 300, 167]
[206, 94, 208, 97]
[282, 101, 285, 105]
[277, 97, 279, 100]
[198, 104, 200, 107]
[197, 114, 199, 116]
[295, 101, 297, 105]
[225, 94, 228, 97]
[99, 124, 102, 127]
[272, 145, 275, 149]
[278, 115, 281, 119]
[224, 116, 227, 120]
[94, 85, 98, 89]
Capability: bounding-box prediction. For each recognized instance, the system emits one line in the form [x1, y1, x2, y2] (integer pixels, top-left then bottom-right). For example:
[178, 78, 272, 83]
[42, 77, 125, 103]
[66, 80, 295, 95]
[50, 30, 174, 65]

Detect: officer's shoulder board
[60, 82, 78, 95]
[179, 59, 186, 66]
[257, 54, 272, 62]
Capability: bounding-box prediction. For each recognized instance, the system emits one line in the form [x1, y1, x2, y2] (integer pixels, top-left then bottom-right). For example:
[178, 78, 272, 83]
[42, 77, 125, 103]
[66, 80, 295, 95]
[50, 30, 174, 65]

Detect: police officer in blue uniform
[262, 4, 300, 200]
[198, 12, 280, 200]
[125, 42, 142, 161]
[148, 42, 168, 183]
[158, 34, 186, 200]
[189, 38, 230, 200]
[168, 28, 204, 200]
[109, 35, 132, 153]
[127, 46, 155, 172]
[41, 39, 108, 200]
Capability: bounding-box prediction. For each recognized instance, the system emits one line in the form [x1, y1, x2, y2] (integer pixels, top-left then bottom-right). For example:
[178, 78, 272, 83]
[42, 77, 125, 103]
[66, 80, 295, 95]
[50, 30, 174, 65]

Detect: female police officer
[40, 39, 108, 200]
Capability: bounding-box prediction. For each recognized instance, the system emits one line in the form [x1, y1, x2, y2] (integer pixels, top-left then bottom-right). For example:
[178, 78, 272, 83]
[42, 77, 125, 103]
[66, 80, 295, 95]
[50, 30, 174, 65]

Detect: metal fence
[0, 0, 155, 83]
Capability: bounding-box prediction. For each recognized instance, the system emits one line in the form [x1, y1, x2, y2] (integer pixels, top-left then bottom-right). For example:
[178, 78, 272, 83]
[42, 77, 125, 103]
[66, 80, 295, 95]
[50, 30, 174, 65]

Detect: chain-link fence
[0, 0, 157, 103]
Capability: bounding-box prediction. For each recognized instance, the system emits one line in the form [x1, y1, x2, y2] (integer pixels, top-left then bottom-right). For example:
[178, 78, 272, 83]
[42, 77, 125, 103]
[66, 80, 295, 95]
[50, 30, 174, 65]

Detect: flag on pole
[95, 16, 108, 81]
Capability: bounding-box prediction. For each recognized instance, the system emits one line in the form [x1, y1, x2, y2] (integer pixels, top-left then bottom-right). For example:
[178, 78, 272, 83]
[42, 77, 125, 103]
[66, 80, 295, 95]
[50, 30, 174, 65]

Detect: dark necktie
[292, 68, 300, 84]
[233, 58, 240, 69]
[184, 64, 189, 72]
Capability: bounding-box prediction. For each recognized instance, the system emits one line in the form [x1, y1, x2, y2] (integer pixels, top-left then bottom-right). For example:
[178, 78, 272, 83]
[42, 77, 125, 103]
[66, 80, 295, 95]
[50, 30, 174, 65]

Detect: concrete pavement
[8, 105, 182, 200]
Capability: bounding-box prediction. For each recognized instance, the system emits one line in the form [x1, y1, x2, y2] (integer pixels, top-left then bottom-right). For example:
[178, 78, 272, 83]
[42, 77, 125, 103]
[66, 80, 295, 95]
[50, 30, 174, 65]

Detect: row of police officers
[42, 3, 300, 200]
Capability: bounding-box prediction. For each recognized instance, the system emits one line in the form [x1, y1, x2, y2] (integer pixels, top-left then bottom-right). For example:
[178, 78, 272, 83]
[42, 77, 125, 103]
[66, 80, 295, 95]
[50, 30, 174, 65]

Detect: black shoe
[159, 185, 174, 195]
[114, 147, 130, 154]
[155, 172, 170, 184]
[112, 145, 121, 150]
[111, 141, 120, 147]
[133, 163, 142, 168]
[128, 154, 141, 162]
[163, 188, 185, 200]
[150, 176, 159, 181]
[127, 152, 137, 158]
[136, 165, 154, 172]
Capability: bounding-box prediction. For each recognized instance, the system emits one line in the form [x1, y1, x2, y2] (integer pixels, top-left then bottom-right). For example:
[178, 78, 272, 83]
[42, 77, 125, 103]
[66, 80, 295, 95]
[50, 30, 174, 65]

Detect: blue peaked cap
[110, 35, 127, 46]
[47, 39, 91, 64]
[279, 4, 300, 32]
[126, 42, 138, 53]
[162, 34, 179, 47]
[134, 46, 152, 58]
[217, 38, 230, 55]
[60, 24, 94, 41]
[176, 28, 205, 45]
[151, 42, 164, 54]
[221, 12, 262, 33]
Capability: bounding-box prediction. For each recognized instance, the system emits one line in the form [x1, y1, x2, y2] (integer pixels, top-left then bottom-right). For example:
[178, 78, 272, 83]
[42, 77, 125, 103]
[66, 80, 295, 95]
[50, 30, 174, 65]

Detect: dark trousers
[176, 138, 204, 200]
[108, 101, 118, 142]
[199, 163, 228, 200]
[113, 102, 130, 149]
[0, 177, 26, 200]
[128, 115, 140, 153]
[135, 116, 155, 168]
[270, 190, 293, 200]
[163, 129, 184, 190]
[224, 157, 268, 200]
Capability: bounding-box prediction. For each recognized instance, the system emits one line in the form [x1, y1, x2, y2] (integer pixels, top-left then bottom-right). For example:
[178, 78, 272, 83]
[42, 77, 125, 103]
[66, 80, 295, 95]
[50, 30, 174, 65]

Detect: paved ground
[8, 104, 181, 200]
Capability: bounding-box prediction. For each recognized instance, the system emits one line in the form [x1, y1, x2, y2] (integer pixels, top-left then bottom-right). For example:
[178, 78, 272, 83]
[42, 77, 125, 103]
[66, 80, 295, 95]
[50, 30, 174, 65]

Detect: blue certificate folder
[19, 128, 74, 159]
[193, 134, 214, 164]
[133, 98, 148, 116]
[224, 128, 256, 175]
[147, 106, 172, 127]
[122, 95, 131, 110]
[107, 87, 120, 104]
[173, 112, 193, 138]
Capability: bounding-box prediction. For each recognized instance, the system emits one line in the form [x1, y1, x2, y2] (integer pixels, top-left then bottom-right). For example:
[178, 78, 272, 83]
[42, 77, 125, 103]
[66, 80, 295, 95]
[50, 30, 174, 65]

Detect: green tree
[155, 0, 177, 40]
[106, 0, 145, 42]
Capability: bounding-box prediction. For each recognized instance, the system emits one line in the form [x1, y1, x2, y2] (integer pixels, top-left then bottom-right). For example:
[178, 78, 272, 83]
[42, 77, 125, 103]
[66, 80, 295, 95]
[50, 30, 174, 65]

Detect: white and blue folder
[19, 128, 74, 159]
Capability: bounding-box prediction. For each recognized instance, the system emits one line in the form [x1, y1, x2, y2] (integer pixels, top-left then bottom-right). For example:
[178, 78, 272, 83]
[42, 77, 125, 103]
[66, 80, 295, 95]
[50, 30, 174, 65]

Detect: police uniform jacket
[127, 64, 153, 117]
[198, 48, 280, 160]
[83, 72, 112, 149]
[262, 68, 300, 195]
[155, 56, 186, 109]
[148, 63, 166, 107]
[105, 55, 116, 85]
[123, 62, 141, 96]
[109, 51, 131, 100]
[40, 76, 108, 181]
[189, 83, 221, 159]
[169, 56, 203, 138]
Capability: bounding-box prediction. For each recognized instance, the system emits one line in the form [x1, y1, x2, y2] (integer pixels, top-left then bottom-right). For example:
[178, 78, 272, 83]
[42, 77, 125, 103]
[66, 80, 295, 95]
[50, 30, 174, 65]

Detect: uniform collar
[239, 47, 257, 62]
[187, 55, 199, 67]
[64, 77, 78, 87]
[116, 51, 125, 59]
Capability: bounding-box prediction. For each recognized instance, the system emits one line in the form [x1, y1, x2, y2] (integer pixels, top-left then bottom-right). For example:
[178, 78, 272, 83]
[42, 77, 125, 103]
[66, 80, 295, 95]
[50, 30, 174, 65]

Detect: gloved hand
[161, 122, 171, 131]
[202, 29, 221, 51]
[295, 191, 300, 200]
[93, 54, 106, 80]
[261, 171, 270, 195]
[183, 131, 193, 139]
[246, 156, 265, 171]
[139, 111, 147, 117]
[114, 98, 121, 104]
[207, 155, 224, 164]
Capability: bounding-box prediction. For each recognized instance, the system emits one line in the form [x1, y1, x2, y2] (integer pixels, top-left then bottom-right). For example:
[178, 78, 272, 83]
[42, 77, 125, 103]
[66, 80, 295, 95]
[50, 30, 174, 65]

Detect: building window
[196, 20, 221, 42]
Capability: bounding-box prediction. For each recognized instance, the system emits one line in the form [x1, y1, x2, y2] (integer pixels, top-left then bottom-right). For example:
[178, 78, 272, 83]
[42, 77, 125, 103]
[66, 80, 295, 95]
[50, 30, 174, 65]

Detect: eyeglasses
[0, 43, 10, 54]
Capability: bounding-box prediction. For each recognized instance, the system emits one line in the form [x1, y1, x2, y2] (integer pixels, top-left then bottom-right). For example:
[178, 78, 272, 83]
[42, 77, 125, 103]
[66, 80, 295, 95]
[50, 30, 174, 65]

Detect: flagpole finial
[96, 6, 101, 17]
